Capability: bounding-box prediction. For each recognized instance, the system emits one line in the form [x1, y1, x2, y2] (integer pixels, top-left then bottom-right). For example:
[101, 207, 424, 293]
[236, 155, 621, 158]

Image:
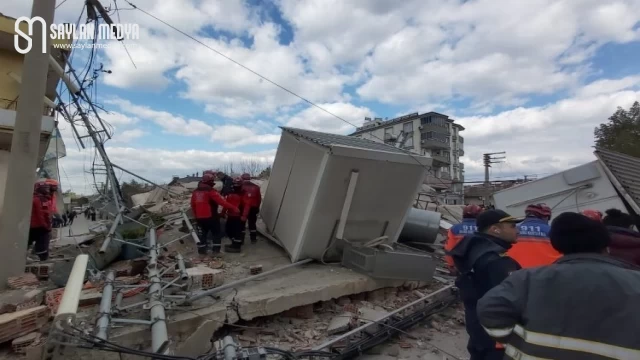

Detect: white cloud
[284, 102, 373, 134]
[457, 86, 640, 179]
[111, 129, 146, 143]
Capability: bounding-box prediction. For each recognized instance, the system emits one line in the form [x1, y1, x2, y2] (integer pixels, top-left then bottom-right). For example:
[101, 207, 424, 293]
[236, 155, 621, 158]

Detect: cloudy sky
[5, 0, 640, 194]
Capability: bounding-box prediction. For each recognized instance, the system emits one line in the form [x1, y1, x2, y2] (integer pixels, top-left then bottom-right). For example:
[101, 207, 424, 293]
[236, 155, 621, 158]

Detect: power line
[123, 1, 462, 199]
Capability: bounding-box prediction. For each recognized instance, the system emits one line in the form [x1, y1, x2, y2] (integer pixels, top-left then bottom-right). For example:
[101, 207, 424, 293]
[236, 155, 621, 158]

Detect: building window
[421, 131, 449, 143]
[420, 116, 447, 127]
[403, 122, 414, 148]
[403, 122, 413, 133]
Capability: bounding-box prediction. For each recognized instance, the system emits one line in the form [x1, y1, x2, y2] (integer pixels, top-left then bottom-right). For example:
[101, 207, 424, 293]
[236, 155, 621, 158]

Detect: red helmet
[34, 181, 50, 194]
[462, 204, 482, 218]
[581, 209, 603, 222]
[232, 177, 243, 187]
[203, 170, 214, 176]
[525, 203, 552, 219]
[202, 173, 215, 184]
[241, 173, 251, 181]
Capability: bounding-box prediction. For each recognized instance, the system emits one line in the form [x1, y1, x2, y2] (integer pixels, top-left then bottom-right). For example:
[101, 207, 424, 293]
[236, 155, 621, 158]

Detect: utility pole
[482, 152, 506, 206]
[0, 0, 56, 287]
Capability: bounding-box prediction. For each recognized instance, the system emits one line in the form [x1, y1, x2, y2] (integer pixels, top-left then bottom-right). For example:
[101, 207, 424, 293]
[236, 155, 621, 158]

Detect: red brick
[7, 274, 39, 290]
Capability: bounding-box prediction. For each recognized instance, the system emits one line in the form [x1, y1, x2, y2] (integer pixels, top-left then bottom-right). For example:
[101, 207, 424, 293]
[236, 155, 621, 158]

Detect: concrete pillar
[0, 0, 56, 288]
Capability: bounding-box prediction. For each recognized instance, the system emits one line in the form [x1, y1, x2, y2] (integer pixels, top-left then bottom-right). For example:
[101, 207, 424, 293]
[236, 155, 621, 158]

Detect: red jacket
[31, 194, 52, 230]
[242, 182, 261, 218]
[191, 182, 239, 219]
[607, 226, 640, 267]
[223, 192, 244, 217]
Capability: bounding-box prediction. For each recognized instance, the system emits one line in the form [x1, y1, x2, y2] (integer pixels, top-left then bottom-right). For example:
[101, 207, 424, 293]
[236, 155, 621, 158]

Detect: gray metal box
[341, 243, 436, 282]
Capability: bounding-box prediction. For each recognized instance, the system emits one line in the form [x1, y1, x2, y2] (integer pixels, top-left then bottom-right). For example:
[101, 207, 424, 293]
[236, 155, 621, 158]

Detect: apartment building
[350, 112, 465, 204]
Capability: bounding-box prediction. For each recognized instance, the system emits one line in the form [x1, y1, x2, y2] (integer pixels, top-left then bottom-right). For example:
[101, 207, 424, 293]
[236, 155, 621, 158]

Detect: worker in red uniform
[241, 173, 262, 243]
[222, 178, 246, 253]
[44, 178, 60, 215]
[29, 181, 53, 261]
[507, 203, 561, 268]
[190, 173, 239, 255]
[582, 209, 603, 222]
[444, 204, 482, 271]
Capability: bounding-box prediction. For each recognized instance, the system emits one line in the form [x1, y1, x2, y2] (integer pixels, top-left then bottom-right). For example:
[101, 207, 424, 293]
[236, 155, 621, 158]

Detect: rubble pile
[225, 282, 463, 352]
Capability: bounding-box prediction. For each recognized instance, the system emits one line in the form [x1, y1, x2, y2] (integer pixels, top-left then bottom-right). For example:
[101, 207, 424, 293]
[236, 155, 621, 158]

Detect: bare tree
[239, 158, 272, 177]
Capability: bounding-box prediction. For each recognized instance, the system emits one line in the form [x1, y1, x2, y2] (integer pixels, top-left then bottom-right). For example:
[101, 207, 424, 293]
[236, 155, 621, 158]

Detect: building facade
[350, 112, 465, 204]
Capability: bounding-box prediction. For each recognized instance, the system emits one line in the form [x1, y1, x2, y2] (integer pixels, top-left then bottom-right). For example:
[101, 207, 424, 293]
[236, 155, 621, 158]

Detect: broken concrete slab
[327, 312, 354, 335]
[235, 264, 403, 321]
[0, 289, 43, 314]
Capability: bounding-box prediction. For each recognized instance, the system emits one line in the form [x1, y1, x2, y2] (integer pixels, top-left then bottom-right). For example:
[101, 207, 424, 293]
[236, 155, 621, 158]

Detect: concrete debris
[0, 289, 44, 315]
[326, 312, 354, 335]
[283, 304, 315, 319]
[358, 306, 390, 324]
[7, 273, 39, 289]
[186, 266, 224, 291]
[249, 264, 263, 275]
[12, 332, 41, 354]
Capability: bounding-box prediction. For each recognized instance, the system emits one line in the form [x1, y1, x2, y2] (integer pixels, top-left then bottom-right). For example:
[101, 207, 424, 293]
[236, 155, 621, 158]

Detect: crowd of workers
[445, 204, 640, 359]
[190, 171, 262, 255]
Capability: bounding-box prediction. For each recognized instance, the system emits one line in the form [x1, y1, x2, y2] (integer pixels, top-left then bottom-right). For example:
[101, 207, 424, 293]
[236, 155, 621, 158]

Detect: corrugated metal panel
[594, 148, 640, 210]
[280, 127, 410, 154]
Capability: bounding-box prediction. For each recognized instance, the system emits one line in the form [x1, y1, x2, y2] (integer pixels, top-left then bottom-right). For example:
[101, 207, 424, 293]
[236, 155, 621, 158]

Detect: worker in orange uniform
[507, 203, 561, 268]
[241, 173, 262, 243]
[190, 173, 239, 255]
[582, 209, 603, 222]
[29, 181, 53, 261]
[444, 204, 483, 271]
[222, 178, 247, 253]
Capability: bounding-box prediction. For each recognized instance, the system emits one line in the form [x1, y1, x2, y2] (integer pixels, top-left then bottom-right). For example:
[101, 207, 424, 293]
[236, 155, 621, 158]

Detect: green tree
[594, 101, 640, 157]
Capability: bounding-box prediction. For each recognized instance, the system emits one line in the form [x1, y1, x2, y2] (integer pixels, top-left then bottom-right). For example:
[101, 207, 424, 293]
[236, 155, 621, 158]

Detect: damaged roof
[280, 126, 411, 155]
[594, 148, 640, 212]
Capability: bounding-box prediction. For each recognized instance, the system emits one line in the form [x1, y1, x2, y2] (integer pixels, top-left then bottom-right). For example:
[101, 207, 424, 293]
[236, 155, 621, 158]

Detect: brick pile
[11, 332, 41, 354]
[7, 273, 39, 290]
[24, 263, 52, 279]
[0, 306, 48, 343]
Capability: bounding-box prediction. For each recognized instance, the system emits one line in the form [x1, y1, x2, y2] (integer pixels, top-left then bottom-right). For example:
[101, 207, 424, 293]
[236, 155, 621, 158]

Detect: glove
[241, 216, 247, 222]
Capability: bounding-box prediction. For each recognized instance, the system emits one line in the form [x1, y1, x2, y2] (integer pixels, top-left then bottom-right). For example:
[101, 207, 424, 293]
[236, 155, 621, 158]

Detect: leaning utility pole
[0, 0, 56, 288]
[482, 152, 506, 206]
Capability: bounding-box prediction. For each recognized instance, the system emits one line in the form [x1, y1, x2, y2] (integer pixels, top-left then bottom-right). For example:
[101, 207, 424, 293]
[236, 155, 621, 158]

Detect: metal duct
[399, 208, 441, 244]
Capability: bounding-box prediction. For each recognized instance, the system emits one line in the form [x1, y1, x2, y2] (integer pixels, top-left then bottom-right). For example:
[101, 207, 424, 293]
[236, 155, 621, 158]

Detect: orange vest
[508, 218, 561, 268]
[444, 219, 478, 268]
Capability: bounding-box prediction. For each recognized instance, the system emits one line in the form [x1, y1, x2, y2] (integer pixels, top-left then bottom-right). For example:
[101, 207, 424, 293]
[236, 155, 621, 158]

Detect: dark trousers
[246, 207, 259, 241]
[464, 303, 504, 360]
[196, 217, 221, 254]
[226, 216, 245, 248]
[28, 227, 51, 261]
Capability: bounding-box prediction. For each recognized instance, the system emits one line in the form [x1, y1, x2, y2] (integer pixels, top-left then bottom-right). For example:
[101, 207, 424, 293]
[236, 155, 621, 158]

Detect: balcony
[419, 123, 451, 134]
[420, 138, 450, 150]
[431, 152, 451, 166]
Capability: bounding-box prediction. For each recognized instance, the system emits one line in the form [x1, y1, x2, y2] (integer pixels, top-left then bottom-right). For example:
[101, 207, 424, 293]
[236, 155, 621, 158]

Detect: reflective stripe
[513, 325, 640, 360]
[483, 325, 514, 338]
[505, 344, 551, 360]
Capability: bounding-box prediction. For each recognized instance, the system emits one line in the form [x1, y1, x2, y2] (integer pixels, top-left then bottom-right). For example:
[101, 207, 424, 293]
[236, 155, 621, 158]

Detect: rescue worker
[29, 182, 53, 261]
[45, 178, 60, 216]
[190, 173, 239, 255]
[222, 178, 246, 253]
[582, 208, 603, 222]
[477, 212, 640, 359]
[241, 173, 261, 243]
[507, 203, 561, 268]
[217, 171, 234, 196]
[603, 208, 640, 266]
[449, 209, 522, 360]
[444, 204, 482, 271]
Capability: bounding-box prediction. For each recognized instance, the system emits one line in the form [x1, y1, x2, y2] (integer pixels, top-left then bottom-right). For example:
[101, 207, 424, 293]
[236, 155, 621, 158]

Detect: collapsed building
[0, 127, 466, 360]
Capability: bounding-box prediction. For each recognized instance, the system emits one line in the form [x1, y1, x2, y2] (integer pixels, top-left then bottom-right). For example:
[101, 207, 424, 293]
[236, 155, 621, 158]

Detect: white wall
[494, 161, 627, 219]
[300, 154, 427, 260]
